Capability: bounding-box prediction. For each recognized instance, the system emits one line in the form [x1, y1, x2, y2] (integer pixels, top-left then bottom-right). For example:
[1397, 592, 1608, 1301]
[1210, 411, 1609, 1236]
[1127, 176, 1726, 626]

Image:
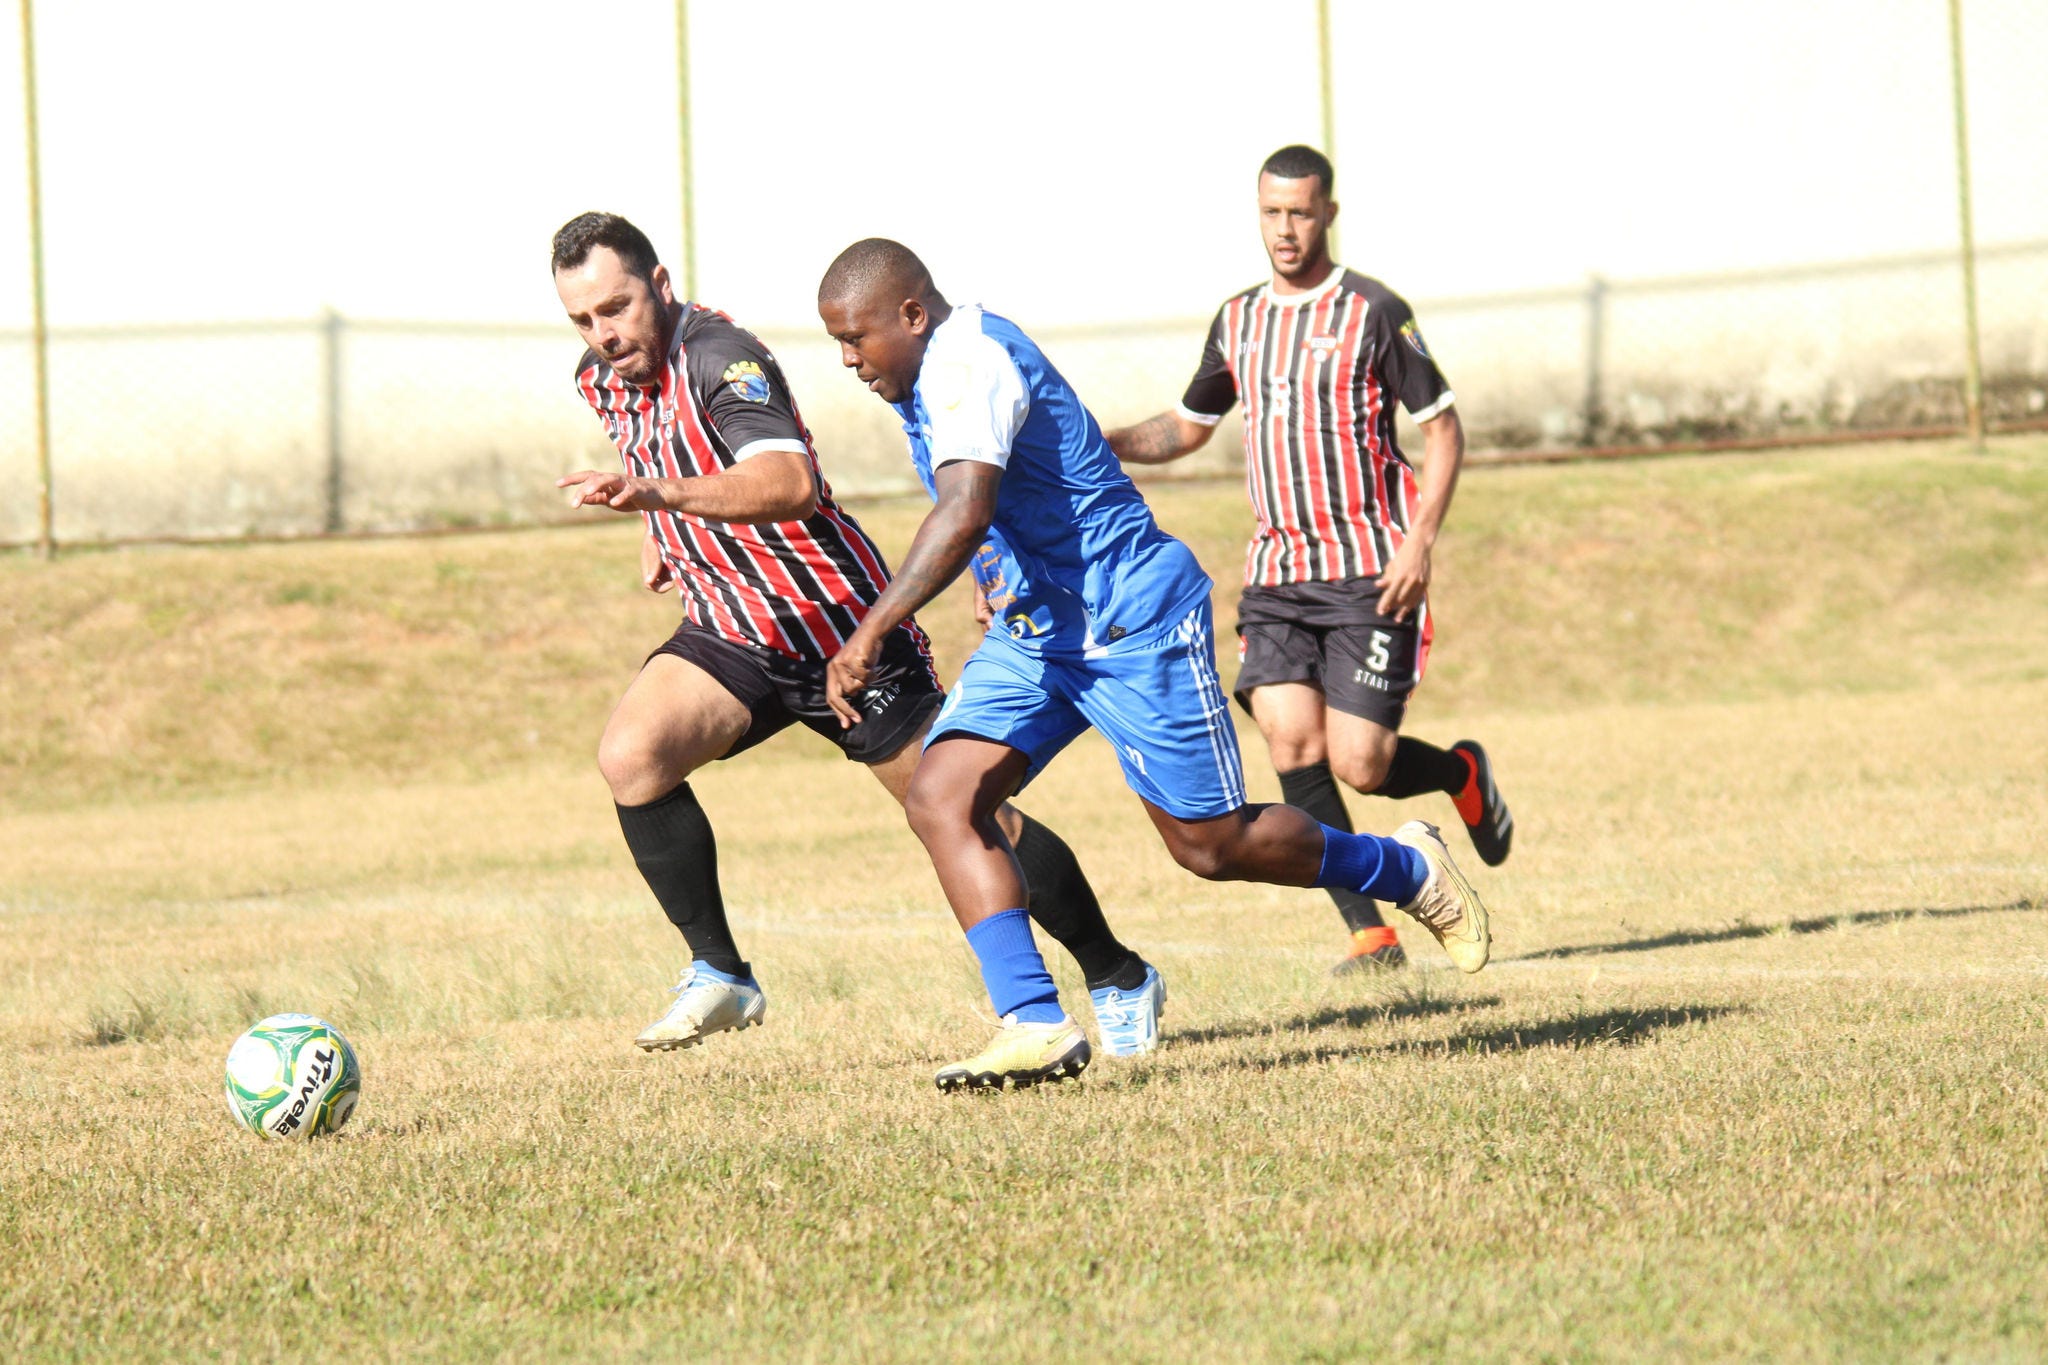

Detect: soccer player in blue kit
[817, 240, 1493, 1092]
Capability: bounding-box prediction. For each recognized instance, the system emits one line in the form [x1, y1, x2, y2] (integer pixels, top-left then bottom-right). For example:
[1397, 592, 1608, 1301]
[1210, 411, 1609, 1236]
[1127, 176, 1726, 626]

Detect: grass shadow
[1148, 1004, 1744, 1078]
[1164, 990, 1503, 1050]
[1512, 897, 2042, 963]
[1398, 1004, 1745, 1054]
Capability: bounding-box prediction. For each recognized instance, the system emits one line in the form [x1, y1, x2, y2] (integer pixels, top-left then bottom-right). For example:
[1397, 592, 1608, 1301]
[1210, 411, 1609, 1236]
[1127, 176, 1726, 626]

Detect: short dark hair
[1260, 145, 1335, 196]
[818, 237, 935, 306]
[551, 211, 661, 280]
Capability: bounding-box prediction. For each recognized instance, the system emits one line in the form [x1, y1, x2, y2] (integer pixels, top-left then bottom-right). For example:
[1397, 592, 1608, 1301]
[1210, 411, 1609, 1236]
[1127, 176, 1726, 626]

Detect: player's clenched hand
[1374, 537, 1433, 621]
[824, 632, 880, 728]
[640, 533, 675, 594]
[556, 470, 665, 512]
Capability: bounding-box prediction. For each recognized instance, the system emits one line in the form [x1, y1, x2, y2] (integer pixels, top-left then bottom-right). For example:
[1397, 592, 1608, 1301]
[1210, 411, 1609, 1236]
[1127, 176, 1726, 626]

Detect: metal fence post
[19, 0, 54, 558]
[1316, 0, 1338, 261]
[1947, 0, 1986, 448]
[1582, 274, 1607, 446]
[321, 308, 344, 533]
[675, 0, 696, 300]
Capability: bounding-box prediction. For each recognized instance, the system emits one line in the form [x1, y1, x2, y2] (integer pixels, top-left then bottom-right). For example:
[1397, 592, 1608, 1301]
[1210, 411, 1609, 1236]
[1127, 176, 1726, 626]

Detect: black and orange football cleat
[1450, 740, 1513, 867]
[1330, 924, 1407, 975]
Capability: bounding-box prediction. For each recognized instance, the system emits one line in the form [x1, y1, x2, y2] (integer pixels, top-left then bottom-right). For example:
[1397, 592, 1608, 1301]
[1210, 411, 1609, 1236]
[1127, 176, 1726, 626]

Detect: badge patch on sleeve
[1399, 319, 1432, 361]
[721, 360, 772, 404]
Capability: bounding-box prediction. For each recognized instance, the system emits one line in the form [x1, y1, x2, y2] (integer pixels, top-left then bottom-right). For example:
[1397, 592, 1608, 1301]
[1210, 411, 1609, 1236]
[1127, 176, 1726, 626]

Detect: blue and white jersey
[894, 306, 1211, 654]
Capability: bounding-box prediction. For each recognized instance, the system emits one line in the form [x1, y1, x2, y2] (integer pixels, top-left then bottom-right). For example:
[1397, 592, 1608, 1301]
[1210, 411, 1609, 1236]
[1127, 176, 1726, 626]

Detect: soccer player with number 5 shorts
[818, 238, 1493, 1093]
[1108, 145, 1514, 976]
[548, 213, 1160, 1058]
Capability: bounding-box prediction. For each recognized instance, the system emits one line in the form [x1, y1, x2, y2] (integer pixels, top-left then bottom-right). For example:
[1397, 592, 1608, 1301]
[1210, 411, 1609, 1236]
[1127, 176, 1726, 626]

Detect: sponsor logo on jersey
[973, 545, 1015, 612]
[1400, 319, 1432, 360]
[721, 360, 772, 404]
[1308, 333, 1339, 358]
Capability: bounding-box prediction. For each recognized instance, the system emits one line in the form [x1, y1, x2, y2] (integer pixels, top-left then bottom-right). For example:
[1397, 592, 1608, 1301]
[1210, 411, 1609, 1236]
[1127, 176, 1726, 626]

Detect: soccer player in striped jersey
[819, 238, 1491, 1093]
[549, 213, 1157, 1056]
[1107, 146, 1514, 976]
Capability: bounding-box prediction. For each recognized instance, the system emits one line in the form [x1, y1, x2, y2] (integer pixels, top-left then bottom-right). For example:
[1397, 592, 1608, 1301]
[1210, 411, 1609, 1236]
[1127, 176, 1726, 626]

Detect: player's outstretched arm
[1106, 410, 1215, 465]
[825, 460, 1002, 726]
[555, 449, 818, 525]
[1374, 407, 1467, 620]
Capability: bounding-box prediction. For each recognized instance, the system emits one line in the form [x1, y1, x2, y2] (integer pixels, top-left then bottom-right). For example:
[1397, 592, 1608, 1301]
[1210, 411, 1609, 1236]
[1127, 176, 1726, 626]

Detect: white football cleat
[634, 965, 766, 1051]
[1090, 962, 1167, 1057]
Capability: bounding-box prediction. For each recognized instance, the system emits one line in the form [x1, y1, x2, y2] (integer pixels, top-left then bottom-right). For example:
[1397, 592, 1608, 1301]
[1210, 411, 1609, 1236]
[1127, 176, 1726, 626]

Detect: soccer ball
[223, 1013, 360, 1140]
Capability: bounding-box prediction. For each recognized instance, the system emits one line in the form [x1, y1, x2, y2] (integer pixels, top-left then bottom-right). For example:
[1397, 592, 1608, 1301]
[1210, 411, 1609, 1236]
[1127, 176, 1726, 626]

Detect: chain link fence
[3, 237, 2045, 547]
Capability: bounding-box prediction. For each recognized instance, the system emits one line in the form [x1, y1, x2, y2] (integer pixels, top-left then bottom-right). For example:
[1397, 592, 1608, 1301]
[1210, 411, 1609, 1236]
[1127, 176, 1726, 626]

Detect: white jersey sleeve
[919, 314, 1031, 470]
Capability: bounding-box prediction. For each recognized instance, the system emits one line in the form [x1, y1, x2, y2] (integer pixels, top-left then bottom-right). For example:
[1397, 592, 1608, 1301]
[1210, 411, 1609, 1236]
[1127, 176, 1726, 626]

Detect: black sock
[615, 783, 749, 979]
[1372, 737, 1472, 802]
[1277, 762, 1387, 931]
[1013, 813, 1146, 990]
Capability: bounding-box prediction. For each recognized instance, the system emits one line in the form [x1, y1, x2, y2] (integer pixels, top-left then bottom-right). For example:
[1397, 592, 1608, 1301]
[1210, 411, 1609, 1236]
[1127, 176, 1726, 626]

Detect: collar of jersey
[1262, 266, 1346, 309]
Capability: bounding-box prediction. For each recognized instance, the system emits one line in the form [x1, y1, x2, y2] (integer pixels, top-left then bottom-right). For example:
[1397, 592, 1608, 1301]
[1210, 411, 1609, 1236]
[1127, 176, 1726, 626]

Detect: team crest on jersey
[1400, 319, 1432, 360]
[1308, 333, 1340, 358]
[721, 360, 772, 404]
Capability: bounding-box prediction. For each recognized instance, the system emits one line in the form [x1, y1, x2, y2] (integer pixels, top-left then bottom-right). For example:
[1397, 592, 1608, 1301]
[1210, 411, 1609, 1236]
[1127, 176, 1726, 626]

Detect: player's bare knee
[901, 769, 954, 845]
[1164, 831, 1235, 881]
[1264, 733, 1325, 773]
[1332, 751, 1393, 793]
[596, 726, 664, 803]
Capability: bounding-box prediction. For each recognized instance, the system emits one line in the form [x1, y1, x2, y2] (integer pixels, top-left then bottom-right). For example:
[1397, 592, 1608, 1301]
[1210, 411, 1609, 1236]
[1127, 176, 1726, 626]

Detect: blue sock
[963, 909, 1066, 1025]
[1313, 827, 1429, 905]
[690, 959, 752, 986]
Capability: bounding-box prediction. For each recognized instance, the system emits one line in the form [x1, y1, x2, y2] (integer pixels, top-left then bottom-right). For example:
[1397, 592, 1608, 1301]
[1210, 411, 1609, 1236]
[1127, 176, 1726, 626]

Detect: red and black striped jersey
[575, 303, 899, 662]
[1179, 269, 1454, 588]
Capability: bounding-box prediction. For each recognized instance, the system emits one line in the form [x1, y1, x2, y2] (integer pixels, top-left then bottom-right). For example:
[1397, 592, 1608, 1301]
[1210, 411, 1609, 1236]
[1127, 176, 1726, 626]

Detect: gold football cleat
[934, 1016, 1092, 1093]
[1390, 820, 1492, 974]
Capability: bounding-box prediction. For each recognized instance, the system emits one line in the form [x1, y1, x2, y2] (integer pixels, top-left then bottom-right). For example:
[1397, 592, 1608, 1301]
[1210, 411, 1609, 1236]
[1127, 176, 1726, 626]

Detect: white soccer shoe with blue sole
[1090, 962, 1167, 1058]
[634, 966, 766, 1051]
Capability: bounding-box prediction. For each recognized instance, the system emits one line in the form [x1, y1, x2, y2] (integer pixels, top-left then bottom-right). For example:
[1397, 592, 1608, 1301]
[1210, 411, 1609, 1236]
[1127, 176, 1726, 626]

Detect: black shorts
[650, 621, 945, 765]
[1232, 580, 1435, 729]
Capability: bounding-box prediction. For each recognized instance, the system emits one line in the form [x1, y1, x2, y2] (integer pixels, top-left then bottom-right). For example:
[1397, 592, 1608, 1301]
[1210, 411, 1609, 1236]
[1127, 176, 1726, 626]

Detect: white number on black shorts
[1366, 630, 1392, 674]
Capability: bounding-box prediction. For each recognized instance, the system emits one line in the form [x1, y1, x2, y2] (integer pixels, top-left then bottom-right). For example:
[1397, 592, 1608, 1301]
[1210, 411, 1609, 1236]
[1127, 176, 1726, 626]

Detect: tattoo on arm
[1115, 412, 1194, 464]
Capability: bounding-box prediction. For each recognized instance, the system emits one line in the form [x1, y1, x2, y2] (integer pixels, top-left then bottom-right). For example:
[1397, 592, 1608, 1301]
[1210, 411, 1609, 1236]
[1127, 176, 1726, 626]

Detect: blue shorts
[928, 602, 1248, 821]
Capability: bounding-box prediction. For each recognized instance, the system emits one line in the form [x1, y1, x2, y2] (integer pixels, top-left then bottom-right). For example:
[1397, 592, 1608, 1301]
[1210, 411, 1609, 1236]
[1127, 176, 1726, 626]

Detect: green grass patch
[3, 437, 2044, 813]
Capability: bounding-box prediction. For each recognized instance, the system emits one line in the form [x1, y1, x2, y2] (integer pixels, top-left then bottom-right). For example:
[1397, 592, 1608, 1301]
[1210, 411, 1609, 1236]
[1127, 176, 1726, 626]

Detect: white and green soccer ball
[223, 1013, 360, 1140]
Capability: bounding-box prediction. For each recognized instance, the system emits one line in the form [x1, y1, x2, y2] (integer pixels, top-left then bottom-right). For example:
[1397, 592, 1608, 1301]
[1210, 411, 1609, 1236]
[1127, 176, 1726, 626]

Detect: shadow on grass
[1150, 1004, 1744, 1078]
[1164, 991, 1502, 1050]
[1401, 1004, 1745, 1054]
[1512, 897, 2042, 963]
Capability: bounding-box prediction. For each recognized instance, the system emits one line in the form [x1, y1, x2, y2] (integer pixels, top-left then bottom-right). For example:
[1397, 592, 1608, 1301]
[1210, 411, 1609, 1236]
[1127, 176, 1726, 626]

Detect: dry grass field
[2, 438, 2045, 1362]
